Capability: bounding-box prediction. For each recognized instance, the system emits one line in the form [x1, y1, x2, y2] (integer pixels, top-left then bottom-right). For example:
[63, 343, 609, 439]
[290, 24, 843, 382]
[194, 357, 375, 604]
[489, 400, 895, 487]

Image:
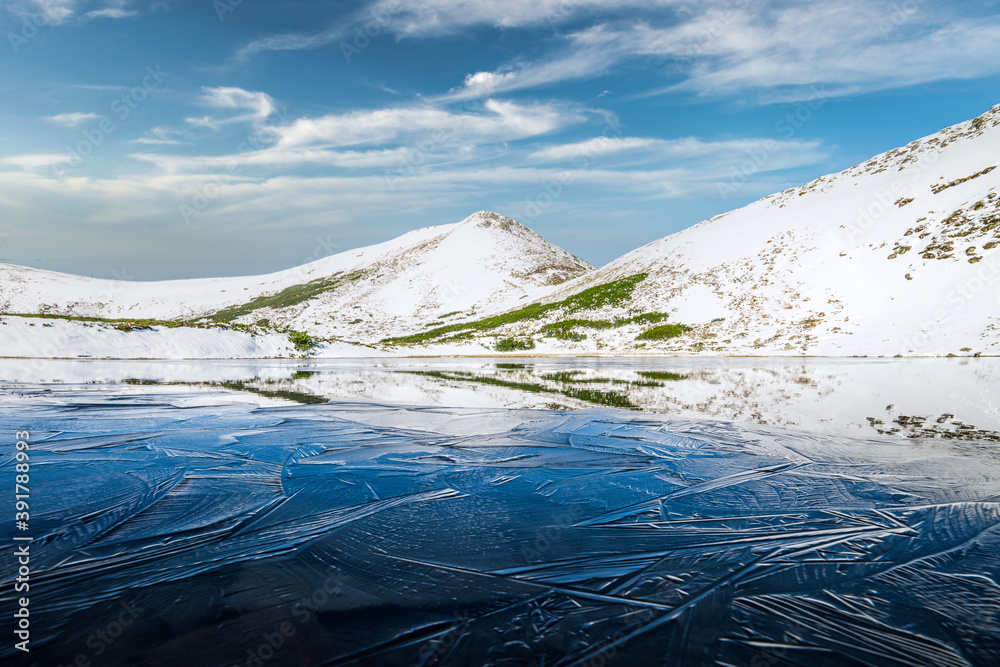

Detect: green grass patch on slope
[539, 312, 672, 341]
[208, 270, 365, 322]
[2, 312, 323, 353]
[495, 338, 536, 352]
[383, 273, 648, 345]
[636, 324, 692, 341]
[541, 322, 591, 341]
[4, 313, 197, 329]
[287, 330, 320, 351]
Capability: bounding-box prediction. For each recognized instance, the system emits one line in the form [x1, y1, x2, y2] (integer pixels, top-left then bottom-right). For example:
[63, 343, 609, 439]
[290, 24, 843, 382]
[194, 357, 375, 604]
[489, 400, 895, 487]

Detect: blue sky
[1, 0, 999, 279]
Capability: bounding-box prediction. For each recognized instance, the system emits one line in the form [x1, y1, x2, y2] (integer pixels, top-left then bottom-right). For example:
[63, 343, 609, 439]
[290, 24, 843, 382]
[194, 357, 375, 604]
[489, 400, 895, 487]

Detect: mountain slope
[0, 211, 594, 345]
[408, 104, 1000, 357]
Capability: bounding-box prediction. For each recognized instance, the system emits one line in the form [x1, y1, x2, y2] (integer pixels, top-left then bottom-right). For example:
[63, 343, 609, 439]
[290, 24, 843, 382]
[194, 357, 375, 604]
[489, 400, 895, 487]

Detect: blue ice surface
[1, 385, 999, 666]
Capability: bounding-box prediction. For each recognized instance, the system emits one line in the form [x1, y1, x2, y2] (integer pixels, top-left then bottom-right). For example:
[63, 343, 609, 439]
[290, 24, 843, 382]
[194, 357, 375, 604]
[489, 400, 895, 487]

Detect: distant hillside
[0, 211, 594, 346]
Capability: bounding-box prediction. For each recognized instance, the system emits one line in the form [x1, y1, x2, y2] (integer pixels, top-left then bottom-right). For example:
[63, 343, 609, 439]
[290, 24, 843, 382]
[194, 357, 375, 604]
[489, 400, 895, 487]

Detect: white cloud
[133, 126, 184, 145]
[202, 86, 276, 119]
[127, 98, 585, 177]
[234, 25, 346, 62]
[370, 0, 684, 36]
[17, 0, 77, 23]
[44, 112, 100, 127]
[529, 137, 662, 162]
[85, 7, 137, 19]
[186, 87, 277, 129]
[8, 0, 141, 24]
[273, 99, 580, 149]
[528, 136, 828, 178]
[460, 71, 518, 96]
[445, 24, 630, 100]
[0, 154, 70, 169]
[633, 3, 1000, 100]
[130, 146, 417, 172]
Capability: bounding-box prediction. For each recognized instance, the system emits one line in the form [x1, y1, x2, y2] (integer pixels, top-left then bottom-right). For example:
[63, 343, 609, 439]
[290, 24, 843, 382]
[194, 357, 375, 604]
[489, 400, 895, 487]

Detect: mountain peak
[459, 210, 522, 232]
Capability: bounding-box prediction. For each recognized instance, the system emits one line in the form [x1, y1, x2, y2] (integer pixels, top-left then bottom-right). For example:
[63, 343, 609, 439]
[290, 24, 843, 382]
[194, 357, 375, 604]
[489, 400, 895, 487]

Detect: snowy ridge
[0, 211, 593, 356]
[507, 103, 1000, 357]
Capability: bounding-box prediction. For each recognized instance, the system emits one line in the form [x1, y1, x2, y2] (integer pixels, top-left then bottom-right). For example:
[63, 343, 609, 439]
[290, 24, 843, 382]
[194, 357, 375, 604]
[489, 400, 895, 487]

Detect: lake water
[1, 357, 999, 666]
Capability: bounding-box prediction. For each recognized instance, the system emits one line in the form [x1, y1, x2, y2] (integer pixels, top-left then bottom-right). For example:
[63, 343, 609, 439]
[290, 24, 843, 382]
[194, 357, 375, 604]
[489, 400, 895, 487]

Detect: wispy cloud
[202, 86, 276, 119]
[234, 24, 347, 62]
[527, 135, 828, 175]
[444, 27, 625, 101]
[439, 0, 1000, 103]
[229, 0, 1000, 104]
[231, 0, 682, 61]
[185, 86, 277, 129]
[85, 7, 138, 19]
[44, 111, 101, 127]
[0, 153, 70, 169]
[368, 0, 683, 36]
[459, 71, 519, 97]
[529, 137, 664, 162]
[7, 0, 142, 24]
[133, 126, 185, 145]
[273, 99, 581, 149]
[0, 141, 824, 233]
[130, 146, 417, 172]
[15, 0, 78, 24]
[130, 98, 586, 176]
[641, 2, 1000, 101]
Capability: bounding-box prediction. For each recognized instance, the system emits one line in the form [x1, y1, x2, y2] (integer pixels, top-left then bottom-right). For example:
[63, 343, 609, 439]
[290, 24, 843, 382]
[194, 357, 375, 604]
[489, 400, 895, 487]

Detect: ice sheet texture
[2, 386, 999, 666]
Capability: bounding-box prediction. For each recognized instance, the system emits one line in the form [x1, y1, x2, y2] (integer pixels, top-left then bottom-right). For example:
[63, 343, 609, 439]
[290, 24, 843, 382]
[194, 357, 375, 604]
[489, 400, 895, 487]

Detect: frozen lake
[1, 357, 999, 665]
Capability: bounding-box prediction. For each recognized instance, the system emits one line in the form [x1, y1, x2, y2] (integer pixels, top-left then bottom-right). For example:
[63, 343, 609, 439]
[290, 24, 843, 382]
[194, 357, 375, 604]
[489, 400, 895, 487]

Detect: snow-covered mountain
[0, 211, 593, 345]
[416, 104, 1000, 357]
